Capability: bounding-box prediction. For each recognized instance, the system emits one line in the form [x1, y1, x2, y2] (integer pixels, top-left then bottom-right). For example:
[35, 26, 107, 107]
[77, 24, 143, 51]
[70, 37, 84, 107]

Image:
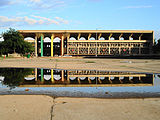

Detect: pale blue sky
[0, 0, 160, 39]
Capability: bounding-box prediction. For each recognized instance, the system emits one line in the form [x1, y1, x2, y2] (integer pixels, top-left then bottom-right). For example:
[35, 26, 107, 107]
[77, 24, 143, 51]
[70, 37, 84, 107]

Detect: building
[18, 30, 154, 57]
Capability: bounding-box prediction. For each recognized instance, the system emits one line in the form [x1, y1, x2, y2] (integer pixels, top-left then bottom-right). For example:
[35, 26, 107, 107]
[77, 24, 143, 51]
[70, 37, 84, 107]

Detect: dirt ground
[0, 95, 160, 120]
[0, 57, 160, 73]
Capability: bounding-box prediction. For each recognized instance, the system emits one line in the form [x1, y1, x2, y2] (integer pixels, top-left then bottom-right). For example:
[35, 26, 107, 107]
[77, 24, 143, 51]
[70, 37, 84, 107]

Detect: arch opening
[53, 37, 61, 56]
[89, 37, 96, 40]
[79, 37, 86, 40]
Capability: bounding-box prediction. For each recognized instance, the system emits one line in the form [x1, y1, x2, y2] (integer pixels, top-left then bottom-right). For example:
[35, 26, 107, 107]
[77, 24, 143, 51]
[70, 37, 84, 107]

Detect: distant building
[19, 30, 154, 57]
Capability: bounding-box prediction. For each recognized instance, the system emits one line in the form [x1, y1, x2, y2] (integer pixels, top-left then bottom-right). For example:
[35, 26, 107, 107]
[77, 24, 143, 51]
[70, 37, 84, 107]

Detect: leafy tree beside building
[0, 28, 34, 56]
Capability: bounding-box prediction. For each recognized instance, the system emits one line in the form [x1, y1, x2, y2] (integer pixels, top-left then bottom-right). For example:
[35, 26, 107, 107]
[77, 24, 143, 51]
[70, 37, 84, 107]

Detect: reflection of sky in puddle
[0, 68, 160, 98]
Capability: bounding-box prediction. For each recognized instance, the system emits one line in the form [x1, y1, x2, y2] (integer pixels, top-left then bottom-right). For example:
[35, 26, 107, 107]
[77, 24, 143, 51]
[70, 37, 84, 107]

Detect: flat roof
[18, 30, 154, 33]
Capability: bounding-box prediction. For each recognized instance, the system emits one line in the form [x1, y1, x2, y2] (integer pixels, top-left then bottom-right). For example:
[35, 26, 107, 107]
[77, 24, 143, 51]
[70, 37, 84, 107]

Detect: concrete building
[18, 30, 154, 57]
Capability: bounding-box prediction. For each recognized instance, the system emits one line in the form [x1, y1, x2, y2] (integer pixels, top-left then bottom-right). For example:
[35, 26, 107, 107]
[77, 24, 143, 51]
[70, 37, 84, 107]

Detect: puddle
[0, 68, 160, 98]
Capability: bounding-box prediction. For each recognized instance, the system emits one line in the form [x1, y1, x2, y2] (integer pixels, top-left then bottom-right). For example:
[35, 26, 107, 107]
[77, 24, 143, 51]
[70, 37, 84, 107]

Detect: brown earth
[0, 57, 160, 73]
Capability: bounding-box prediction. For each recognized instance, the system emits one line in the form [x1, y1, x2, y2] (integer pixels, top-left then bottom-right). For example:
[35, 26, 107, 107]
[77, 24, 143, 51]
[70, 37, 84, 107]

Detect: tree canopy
[0, 28, 34, 56]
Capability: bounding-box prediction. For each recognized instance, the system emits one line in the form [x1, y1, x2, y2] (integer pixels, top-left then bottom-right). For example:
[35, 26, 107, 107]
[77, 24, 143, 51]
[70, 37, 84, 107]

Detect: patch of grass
[85, 61, 95, 63]
[55, 59, 60, 62]
[120, 65, 127, 67]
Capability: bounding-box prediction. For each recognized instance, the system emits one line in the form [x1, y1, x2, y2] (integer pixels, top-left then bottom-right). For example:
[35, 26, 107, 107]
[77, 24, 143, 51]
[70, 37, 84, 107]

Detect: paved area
[0, 57, 160, 73]
[0, 95, 160, 120]
[0, 95, 53, 120]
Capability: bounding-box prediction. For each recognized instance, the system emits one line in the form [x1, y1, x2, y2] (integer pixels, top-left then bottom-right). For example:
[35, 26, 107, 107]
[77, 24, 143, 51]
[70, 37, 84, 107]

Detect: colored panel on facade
[51, 69, 54, 83]
[41, 68, 44, 82]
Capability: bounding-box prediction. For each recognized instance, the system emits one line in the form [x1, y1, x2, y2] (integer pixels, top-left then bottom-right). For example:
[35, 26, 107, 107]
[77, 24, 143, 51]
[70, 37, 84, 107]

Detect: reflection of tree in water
[0, 68, 33, 89]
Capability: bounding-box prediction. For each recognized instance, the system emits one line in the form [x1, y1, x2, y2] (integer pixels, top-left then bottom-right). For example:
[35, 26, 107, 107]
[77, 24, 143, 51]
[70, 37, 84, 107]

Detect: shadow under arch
[53, 37, 61, 56]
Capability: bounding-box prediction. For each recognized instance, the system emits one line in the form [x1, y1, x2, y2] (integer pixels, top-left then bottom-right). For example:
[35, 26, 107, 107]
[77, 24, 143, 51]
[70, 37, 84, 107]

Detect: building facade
[18, 30, 154, 57]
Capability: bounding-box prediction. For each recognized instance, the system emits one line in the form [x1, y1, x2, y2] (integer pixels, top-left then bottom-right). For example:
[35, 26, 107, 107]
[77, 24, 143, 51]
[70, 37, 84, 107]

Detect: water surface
[0, 68, 160, 98]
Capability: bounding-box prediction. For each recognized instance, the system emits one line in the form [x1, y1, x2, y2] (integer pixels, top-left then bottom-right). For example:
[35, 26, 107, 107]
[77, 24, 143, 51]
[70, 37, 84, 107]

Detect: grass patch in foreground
[120, 65, 127, 67]
[85, 61, 95, 63]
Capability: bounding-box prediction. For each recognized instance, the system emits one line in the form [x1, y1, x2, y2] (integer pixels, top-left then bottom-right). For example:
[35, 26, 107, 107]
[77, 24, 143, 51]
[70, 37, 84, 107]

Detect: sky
[0, 0, 160, 39]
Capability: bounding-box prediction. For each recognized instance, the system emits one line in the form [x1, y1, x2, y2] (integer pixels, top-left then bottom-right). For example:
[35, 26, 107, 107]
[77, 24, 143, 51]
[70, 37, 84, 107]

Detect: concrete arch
[110, 77, 115, 80]
[120, 37, 124, 40]
[120, 77, 124, 80]
[79, 37, 86, 40]
[44, 75, 51, 80]
[54, 75, 61, 80]
[130, 37, 133, 40]
[79, 77, 86, 80]
[70, 37, 76, 40]
[89, 37, 96, 40]
[70, 77, 77, 80]
[100, 77, 105, 80]
[53, 37, 61, 43]
[24, 77, 35, 80]
[99, 37, 105, 40]
[44, 37, 51, 43]
[24, 37, 35, 42]
[110, 37, 115, 40]
[129, 77, 133, 79]
[89, 77, 95, 80]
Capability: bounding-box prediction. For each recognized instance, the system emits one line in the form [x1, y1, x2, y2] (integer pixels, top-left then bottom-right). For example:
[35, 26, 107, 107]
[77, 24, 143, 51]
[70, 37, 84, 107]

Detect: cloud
[28, 0, 66, 10]
[0, 15, 69, 28]
[55, 17, 69, 24]
[124, 5, 152, 9]
[24, 16, 37, 25]
[31, 15, 60, 25]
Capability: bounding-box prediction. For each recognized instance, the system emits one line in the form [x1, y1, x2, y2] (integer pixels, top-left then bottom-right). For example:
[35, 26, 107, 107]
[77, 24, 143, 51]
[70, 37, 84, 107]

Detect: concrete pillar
[35, 35, 38, 57]
[41, 68, 44, 82]
[119, 33, 123, 40]
[61, 70, 64, 82]
[67, 34, 70, 55]
[41, 34, 44, 57]
[35, 68, 37, 81]
[129, 33, 133, 40]
[88, 33, 91, 40]
[61, 35, 64, 56]
[78, 33, 81, 40]
[139, 34, 143, 40]
[98, 33, 102, 40]
[109, 43, 111, 55]
[51, 34, 54, 57]
[109, 33, 112, 40]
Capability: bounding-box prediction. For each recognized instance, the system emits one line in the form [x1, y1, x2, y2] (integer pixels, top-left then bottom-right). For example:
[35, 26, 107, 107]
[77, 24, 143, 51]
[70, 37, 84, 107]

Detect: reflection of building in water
[19, 69, 154, 87]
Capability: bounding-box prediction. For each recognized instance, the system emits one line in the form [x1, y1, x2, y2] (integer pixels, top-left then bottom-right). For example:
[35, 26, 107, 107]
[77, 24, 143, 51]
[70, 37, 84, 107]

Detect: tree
[0, 68, 33, 89]
[1, 28, 34, 55]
